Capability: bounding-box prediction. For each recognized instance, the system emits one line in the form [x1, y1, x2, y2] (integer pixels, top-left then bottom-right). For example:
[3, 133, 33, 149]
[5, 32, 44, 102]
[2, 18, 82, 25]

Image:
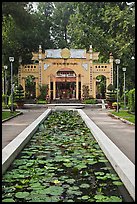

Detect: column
[106, 77, 110, 92]
[81, 77, 83, 99]
[53, 79, 56, 99]
[76, 75, 79, 99]
[48, 75, 51, 98]
[109, 53, 113, 85]
[93, 78, 96, 98]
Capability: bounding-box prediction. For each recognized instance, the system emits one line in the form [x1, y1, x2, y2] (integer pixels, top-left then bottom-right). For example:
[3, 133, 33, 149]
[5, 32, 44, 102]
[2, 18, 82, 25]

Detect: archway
[55, 68, 76, 99]
[96, 75, 106, 99]
[25, 75, 36, 99]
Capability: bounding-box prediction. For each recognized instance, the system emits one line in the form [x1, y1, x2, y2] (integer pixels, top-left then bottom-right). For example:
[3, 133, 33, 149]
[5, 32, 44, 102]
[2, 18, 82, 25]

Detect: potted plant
[106, 84, 116, 109]
[112, 102, 121, 111]
[14, 84, 25, 108]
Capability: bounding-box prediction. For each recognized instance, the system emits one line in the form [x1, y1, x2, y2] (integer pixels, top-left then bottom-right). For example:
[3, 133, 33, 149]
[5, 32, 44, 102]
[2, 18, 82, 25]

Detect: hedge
[127, 88, 135, 112]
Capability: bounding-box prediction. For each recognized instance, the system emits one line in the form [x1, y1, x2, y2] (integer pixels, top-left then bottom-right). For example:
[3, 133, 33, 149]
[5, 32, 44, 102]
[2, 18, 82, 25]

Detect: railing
[56, 74, 76, 77]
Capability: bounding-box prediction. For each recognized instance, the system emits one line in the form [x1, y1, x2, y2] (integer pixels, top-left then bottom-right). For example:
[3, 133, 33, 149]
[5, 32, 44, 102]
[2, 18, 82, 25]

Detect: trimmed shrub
[14, 85, 25, 103]
[127, 88, 135, 112]
[83, 99, 97, 104]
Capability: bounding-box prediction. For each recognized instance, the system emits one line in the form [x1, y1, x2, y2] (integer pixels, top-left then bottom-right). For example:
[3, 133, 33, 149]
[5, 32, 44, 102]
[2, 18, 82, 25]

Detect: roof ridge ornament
[61, 48, 70, 59]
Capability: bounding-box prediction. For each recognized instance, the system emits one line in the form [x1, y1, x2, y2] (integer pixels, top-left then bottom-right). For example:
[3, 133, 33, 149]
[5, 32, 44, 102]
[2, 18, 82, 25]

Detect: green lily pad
[66, 179, 75, 184]
[15, 192, 30, 199]
[113, 181, 123, 186]
[2, 110, 127, 203]
[80, 183, 90, 188]
[44, 186, 64, 195]
[2, 198, 15, 202]
[81, 195, 90, 200]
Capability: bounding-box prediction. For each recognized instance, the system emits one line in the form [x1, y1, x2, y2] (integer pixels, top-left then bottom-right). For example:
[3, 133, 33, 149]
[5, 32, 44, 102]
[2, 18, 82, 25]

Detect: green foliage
[36, 100, 48, 104]
[106, 84, 116, 103]
[2, 110, 126, 202]
[112, 102, 121, 106]
[83, 99, 97, 104]
[127, 88, 135, 112]
[2, 111, 20, 120]
[25, 75, 36, 99]
[2, 94, 9, 108]
[14, 84, 25, 102]
[2, 2, 34, 71]
[50, 2, 75, 48]
[111, 110, 135, 124]
[2, 2, 135, 93]
[2, 94, 6, 103]
[107, 84, 115, 91]
[38, 84, 49, 100]
[67, 2, 135, 89]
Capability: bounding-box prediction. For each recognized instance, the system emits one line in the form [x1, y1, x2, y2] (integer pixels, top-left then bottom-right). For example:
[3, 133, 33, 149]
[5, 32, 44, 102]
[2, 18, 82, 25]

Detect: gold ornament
[61, 48, 70, 59]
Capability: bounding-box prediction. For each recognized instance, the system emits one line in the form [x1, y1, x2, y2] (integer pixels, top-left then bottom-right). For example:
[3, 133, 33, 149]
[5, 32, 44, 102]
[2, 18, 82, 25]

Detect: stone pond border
[78, 109, 135, 201]
[2, 108, 135, 201]
[2, 109, 52, 175]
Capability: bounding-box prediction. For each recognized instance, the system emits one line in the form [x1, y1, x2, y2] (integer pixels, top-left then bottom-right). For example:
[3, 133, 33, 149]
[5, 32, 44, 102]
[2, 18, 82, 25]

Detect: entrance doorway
[55, 68, 76, 99]
[56, 82, 76, 99]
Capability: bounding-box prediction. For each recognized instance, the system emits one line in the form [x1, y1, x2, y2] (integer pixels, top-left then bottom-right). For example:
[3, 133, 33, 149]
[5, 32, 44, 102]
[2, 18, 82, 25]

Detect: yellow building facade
[18, 45, 113, 100]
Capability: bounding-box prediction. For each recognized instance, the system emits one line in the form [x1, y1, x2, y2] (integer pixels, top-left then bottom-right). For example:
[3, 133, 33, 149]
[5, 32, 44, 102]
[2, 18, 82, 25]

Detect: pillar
[48, 75, 51, 98]
[76, 75, 79, 99]
[53, 79, 56, 99]
[81, 77, 83, 99]
[93, 78, 96, 98]
[38, 45, 42, 86]
[109, 52, 113, 85]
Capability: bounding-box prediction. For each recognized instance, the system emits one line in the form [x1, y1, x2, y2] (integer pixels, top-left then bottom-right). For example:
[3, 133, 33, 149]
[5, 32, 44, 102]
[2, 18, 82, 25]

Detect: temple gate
[18, 45, 113, 100]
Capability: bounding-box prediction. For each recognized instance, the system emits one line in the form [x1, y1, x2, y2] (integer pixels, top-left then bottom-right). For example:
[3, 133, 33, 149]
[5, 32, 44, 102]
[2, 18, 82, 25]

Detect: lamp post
[115, 59, 120, 112]
[122, 67, 126, 109]
[9, 57, 14, 112]
[4, 65, 8, 105]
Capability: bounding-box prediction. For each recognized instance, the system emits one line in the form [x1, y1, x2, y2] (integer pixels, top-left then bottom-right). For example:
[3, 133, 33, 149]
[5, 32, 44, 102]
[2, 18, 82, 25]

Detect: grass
[110, 110, 135, 124]
[36, 100, 48, 104]
[2, 111, 20, 121]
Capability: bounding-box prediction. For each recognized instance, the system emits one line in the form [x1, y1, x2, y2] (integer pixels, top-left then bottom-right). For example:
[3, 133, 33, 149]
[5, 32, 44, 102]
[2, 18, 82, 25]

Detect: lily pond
[2, 110, 133, 202]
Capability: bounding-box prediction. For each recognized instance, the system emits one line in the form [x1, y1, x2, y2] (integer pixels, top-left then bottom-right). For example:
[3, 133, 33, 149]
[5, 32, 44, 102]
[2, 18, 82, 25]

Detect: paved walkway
[2, 108, 46, 148]
[2, 105, 135, 164]
[83, 108, 135, 164]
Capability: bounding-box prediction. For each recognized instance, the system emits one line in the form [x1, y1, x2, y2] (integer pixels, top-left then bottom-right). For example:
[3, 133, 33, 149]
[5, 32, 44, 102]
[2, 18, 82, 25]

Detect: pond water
[2, 110, 133, 202]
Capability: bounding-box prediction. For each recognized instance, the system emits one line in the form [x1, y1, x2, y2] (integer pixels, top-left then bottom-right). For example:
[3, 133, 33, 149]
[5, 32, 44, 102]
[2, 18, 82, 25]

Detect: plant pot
[16, 101, 24, 108]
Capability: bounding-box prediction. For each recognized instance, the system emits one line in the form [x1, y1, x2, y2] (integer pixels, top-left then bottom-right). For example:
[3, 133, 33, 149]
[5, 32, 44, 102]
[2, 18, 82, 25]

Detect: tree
[38, 84, 49, 100]
[2, 2, 34, 75]
[67, 2, 135, 90]
[106, 84, 117, 108]
[2, 2, 135, 95]
[50, 2, 75, 48]
[14, 84, 25, 108]
[25, 75, 36, 99]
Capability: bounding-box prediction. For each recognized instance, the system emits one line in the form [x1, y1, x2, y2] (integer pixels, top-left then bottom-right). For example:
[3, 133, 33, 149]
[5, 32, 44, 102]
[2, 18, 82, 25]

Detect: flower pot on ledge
[16, 101, 25, 108]
[112, 102, 121, 111]
[14, 84, 25, 109]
